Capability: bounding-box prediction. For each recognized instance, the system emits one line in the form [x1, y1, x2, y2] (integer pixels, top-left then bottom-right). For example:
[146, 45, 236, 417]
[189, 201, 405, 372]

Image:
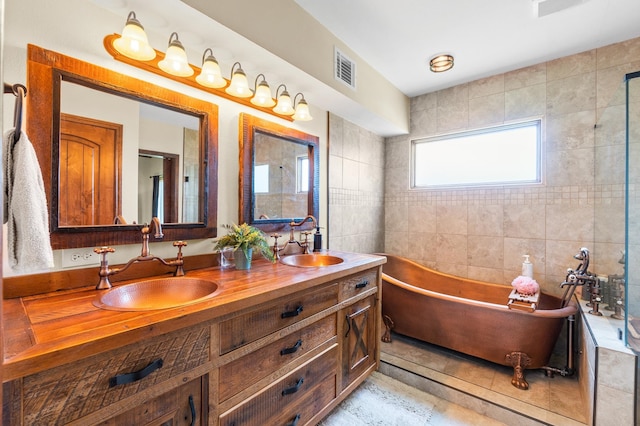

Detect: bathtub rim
[377, 253, 578, 318]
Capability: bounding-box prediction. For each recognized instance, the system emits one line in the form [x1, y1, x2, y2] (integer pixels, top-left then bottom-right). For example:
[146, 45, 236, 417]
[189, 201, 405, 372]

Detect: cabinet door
[97, 375, 206, 426]
[341, 295, 377, 390]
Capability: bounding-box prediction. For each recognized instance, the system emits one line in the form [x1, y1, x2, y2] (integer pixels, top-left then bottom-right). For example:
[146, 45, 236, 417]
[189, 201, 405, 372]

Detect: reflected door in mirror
[60, 114, 122, 226]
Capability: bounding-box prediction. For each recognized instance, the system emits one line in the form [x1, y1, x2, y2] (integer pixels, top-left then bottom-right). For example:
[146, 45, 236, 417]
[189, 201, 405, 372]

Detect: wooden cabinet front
[219, 345, 338, 426]
[341, 294, 378, 391]
[5, 323, 210, 425]
[96, 375, 206, 426]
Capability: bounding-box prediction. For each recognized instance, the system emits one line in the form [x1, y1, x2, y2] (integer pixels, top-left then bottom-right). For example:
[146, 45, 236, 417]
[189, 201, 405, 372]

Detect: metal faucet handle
[94, 246, 115, 255]
[173, 241, 187, 247]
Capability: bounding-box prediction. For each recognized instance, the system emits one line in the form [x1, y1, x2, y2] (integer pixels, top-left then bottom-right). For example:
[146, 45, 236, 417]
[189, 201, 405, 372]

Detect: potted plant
[213, 223, 275, 270]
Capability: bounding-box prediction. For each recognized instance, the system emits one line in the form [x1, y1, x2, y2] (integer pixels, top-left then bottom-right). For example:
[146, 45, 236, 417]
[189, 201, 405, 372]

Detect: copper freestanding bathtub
[379, 254, 578, 389]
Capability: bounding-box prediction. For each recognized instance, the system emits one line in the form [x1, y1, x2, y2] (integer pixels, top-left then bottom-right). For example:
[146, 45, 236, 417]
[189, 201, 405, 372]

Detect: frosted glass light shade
[112, 12, 156, 61]
[293, 98, 312, 121]
[251, 80, 275, 107]
[273, 90, 294, 115]
[196, 56, 226, 88]
[225, 64, 252, 98]
[158, 33, 194, 77]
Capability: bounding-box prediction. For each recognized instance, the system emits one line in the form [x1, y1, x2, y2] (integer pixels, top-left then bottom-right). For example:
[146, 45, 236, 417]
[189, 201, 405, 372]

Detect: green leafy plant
[213, 223, 275, 262]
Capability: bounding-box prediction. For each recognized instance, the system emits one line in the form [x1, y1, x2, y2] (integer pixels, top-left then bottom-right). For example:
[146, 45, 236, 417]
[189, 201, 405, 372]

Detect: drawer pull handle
[355, 280, 369, 289]
[281, 305, 303, 318]
[189, 395, 196, 426]
[286, 414, 301, 426]
[282, 377, 304, 396]
[280, 339, 303, 355]
[109, 358, 163, 387]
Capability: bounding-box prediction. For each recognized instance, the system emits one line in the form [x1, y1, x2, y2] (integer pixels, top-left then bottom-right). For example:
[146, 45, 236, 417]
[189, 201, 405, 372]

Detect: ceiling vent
[533, 0, 587, 17]
[334, 47, 356, 90]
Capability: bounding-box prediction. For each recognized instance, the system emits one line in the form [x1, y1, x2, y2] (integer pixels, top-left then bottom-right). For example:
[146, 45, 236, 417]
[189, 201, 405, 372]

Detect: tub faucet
[573, 247, 590, 275]
[95, 217, 187, 289]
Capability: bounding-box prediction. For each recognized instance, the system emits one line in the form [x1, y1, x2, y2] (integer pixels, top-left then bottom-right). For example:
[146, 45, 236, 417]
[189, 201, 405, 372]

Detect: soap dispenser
[313, 226, 322, 252]
[522, 255, 533, 278]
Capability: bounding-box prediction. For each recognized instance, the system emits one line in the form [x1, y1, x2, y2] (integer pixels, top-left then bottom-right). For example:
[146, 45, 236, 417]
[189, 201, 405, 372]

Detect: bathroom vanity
[2, 251, 384, 425]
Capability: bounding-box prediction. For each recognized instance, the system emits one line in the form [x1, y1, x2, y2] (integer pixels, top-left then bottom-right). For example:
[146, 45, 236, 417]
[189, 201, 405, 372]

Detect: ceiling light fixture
[273, 84, 295, 116]
[195, 48, 226, 88]
[429, 54, 454, 73]
[250, 74, 276, 107]
[292, 93, 312, 121]
[225, 62, 252, 98]
[158, 32, 194, 77]
[112, 11, 156, 61]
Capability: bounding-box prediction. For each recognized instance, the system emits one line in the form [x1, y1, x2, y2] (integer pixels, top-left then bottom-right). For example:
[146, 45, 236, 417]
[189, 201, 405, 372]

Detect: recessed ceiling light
[429, 54, 454, 73]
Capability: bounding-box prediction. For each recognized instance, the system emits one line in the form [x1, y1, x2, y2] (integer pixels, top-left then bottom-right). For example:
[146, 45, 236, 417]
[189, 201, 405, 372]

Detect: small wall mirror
[239, 113, 319, 233]
[27, 44, 218, 249]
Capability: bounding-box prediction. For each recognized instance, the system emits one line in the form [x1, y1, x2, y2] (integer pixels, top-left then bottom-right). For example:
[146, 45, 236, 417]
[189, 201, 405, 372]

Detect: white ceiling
[296, 0, 640, 97]
[89, 0, 640, 135]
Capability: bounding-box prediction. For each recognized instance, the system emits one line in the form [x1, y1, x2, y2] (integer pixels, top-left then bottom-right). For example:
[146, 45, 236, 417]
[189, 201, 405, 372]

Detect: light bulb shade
[158, 32, 194, 77]
[196, 51, 226, 88]
[293, 98, 313, 121]
[112, 12, 156, 61]
[225, 63, 252, 98]
[250, 78, 275, 107]
[273, 89, 294, 115]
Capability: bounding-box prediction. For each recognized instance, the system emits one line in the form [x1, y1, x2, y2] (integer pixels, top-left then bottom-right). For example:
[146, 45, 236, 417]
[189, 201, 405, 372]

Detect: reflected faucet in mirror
[95, 217, 187, 289]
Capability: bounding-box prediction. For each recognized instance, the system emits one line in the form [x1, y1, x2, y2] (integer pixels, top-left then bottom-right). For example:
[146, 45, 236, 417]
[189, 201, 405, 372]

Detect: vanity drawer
[219, 345, 337, 426]
[338, 270, 378, 301]
[219, 314, 336, 401]
[21, 323, 210, 425]
[219, 284, 338, 354]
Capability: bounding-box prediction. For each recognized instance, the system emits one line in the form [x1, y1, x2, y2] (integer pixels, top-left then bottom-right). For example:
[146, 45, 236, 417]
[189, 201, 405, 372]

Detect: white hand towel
[3, 129, 55, 272]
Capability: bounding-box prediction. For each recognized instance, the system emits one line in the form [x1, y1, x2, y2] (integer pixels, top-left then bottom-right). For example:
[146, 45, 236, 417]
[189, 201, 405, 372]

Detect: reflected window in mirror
[240, 114, 319, 234]
[27, 44, 218, 249]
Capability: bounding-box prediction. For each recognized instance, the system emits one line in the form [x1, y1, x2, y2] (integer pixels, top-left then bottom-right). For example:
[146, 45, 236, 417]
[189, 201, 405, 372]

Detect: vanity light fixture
[195, 48, 226, 88]
[250, 74, 276, 107]
[112, 11, 156, 61]
[429, 54, 454, 73]
[273, 84, 295, 116]
[158, 32, 194, 77]
[292, 93, 312, 121]
[105, 11, 312, 121]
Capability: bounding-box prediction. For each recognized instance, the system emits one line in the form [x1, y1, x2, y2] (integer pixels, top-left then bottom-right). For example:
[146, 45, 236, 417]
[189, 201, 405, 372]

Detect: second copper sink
[94, 277, 220, 311]
[280, 254, 344, 268]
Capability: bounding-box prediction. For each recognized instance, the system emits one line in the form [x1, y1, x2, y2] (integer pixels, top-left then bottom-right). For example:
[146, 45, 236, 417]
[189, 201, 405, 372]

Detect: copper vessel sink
[280, 254, 344, 268]
[94, 277, 220, 311]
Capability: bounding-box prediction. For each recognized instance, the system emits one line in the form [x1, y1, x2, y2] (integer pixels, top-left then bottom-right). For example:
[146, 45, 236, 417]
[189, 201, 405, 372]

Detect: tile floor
[380, 333, 587, 426]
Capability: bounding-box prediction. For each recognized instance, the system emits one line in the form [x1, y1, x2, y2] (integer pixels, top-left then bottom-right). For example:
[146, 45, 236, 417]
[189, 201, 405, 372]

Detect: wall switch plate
[61, 248, 99, 268]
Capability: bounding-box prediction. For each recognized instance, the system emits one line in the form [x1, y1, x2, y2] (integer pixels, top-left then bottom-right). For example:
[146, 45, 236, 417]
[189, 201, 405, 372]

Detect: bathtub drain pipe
[542, 314, 575, 377]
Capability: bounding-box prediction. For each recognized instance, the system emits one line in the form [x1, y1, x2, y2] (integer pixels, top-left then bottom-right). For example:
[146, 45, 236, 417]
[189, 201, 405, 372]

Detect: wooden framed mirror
[27, 44, 218, 249]
[239, 113, 319, 234]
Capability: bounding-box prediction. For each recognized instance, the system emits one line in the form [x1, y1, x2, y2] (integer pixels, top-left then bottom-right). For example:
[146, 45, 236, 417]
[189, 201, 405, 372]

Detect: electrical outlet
[61, 248, 99, 268]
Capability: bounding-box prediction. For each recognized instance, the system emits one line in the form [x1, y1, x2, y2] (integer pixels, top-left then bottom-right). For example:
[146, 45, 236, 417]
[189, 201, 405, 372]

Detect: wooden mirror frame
[239, 113, 319, 234]
[27, 44, 218, 249]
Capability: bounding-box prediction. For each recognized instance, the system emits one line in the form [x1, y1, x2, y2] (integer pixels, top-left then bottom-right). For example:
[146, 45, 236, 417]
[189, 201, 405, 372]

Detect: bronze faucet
[272, 215, 322, 258]
[95, 217, 187, 289]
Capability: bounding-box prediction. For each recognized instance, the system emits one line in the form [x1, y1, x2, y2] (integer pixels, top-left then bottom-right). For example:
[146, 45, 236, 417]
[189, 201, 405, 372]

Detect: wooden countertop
[2, 251, 386, 381]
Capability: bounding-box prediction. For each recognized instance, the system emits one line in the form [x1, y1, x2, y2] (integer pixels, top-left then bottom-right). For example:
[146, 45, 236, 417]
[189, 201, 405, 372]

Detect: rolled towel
[511, 275, 540, 296]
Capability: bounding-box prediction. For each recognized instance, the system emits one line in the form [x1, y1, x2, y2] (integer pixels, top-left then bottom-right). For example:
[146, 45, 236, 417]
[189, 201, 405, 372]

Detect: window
[296, 155, 309, 193]
[254, 164, 269, 193]
[412, 119, 541, 188]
